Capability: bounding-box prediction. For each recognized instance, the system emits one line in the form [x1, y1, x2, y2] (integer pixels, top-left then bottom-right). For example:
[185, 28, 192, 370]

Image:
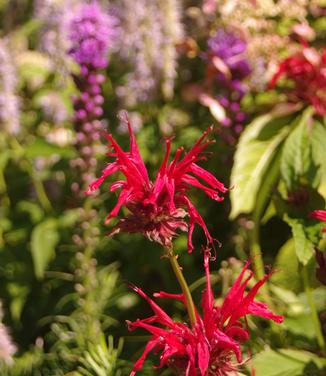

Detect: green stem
[302, 265, 326, 355]
[250, 221, 277, 315]
[167, 250, 197, 327]
[250, 221, 266, 281]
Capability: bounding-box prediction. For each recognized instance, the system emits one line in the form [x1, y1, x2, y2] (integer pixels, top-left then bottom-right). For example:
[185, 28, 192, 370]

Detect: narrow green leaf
[281, 108, 319, 190]
[30, 219, 59, 279]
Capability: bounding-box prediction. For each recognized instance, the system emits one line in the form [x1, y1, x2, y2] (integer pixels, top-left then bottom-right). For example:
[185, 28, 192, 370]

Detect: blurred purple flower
[38, 92, 69, 124]
[0, 304, 16, 365]
[117, 0, 183, 106]
[0, 324, 16, 365]
[0, 38, 20, 135]
[34, 0, 73, 75]
[68, 1, 119, 70]
[204, 29, 251, 144]
[208, 29, 251, 84]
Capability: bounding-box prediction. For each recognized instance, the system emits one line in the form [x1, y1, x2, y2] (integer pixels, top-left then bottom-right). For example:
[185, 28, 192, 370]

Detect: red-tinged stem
[167, 250, 197, 327]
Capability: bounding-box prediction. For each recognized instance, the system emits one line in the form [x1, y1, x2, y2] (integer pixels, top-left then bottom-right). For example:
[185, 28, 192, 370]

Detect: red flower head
[87, 114, 227, 252]
[270, 46, 326, 116]
[128, 254, 283, 375]
[309, 209, 326, 232]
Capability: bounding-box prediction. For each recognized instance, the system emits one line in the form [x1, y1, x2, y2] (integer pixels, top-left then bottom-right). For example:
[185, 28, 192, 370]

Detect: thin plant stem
[250, 221, 266, 281]
[250, 221, 278, 316]
[302, 265, 326, 355]
[167, 249, 197, 327]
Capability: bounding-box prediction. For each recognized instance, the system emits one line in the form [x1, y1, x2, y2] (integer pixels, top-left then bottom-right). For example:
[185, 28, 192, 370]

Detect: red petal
[86, 162, 119, 194]
[190, 163, 227, 193]
[130, 338, 159, 375]
[131, 285, 176, 328]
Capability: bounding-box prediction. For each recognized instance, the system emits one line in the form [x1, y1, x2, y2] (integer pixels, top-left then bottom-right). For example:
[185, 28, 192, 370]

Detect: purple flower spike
[67, 1, 119, 194]
[68, 2, 119, 70]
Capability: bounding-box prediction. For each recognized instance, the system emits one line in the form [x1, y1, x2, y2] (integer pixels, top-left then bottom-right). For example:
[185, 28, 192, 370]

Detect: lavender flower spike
[0, 38, 20, 135]
[67, 1, 119, 194]
[68, 1, 119, 70]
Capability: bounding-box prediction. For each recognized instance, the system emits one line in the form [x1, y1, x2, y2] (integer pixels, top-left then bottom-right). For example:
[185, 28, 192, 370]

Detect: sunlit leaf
[251, 348, 326, 376]
[230, 112, 292, 218]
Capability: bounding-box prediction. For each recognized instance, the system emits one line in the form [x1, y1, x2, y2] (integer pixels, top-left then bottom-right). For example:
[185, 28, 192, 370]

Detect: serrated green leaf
[284, 216, 314, 265]
[30, 219, 59, 279]
[230, 113, 292, 218]
[281, 108, 319, 190]
[251, 348, 326, 376]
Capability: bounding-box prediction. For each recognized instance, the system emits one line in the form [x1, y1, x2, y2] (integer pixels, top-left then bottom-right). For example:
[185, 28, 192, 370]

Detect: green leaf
[30, 218, 59, 279]
[281, 108, 319, 190]
[271, 239, 300, 292]
[7, 283, 29, 322]
[17, 201, 44, 223]
[0, 150, 11, 171]
[251, 348, 326, 376]
[58, 209, 82, 228]
[284, 216, 314, 265]
[270, 284, 304, 316]
[25, 137, 75, 159]
[230, 113, 292, 219]
[310, 119, 326, 197]
[283, 314, 317, 340]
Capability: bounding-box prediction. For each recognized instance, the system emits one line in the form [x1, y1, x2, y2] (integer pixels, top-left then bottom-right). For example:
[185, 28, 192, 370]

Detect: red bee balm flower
[310, 209, 326, 232]
[128, 254, 283, 375]
[270, 46, 326, 116]
[87, 116, 227, 252]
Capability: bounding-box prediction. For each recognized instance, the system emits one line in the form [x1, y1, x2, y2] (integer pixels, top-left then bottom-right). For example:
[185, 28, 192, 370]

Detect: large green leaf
[251, 348, 326, 376]
[30, 218, 59, 279]
[230, 113, 292, 219]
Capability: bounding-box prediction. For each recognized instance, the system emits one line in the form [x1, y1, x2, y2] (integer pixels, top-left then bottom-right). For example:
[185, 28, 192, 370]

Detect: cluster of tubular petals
[128, 253, 283, 375]
[270, 45, 326, 116]
[87, 115, 227, 252]
[87, 117, 287, 375]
